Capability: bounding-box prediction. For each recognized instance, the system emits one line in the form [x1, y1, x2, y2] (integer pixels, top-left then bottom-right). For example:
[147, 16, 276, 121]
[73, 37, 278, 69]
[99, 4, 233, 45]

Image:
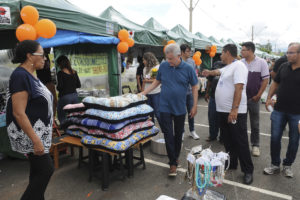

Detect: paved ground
[0, 96, 300, 200]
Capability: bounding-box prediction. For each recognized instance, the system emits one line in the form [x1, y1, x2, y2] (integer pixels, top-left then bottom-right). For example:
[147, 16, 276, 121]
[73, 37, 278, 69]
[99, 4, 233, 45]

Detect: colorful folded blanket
[81, 126, 159, 152]
[82, 93, 147, 111]
[81, 116, 149, 132]
[63, 103, 86, 113]
[85, 104, 153, 123]
[67, 120, 154, 140]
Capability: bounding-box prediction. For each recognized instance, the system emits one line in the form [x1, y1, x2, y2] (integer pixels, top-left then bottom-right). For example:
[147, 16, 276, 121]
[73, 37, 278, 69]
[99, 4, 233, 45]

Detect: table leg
[126, 149, 134, 178]
[102, 152, 109, 191]
[78, 147, 83, 169]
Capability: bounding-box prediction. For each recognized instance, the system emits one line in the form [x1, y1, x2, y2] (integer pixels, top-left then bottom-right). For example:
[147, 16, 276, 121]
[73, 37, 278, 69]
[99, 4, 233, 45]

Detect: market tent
[100, 6, 166, 46]
[226, 38, 242, 53]
[143, 17, 167, 31]
[0, 0, 118, 49]
[143, 17, 189, 45]
[208, 36, 223, 53]
[171, 24, 212, 50]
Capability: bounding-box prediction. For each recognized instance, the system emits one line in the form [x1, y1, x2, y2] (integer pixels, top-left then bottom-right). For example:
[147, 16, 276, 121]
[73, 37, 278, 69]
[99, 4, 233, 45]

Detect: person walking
[263, 42, 300, 178]
[180, 44, 199, 140]
[241, 42, 270, 156]
[141, 43, 198, 176]
[205, 61, 225, 142]
[142, 52, 161, 126]
[6, 40, 54, 200]
[56, 55, 81, 124]
[202, 44, 254, 185]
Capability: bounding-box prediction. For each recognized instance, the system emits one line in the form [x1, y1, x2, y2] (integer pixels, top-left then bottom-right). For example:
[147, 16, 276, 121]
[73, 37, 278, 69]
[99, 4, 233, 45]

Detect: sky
[68, 0, 300, 52]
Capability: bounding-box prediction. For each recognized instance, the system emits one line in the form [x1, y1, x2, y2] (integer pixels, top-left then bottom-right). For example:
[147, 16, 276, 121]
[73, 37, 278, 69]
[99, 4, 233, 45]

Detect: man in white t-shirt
[202, 44, 254, 185]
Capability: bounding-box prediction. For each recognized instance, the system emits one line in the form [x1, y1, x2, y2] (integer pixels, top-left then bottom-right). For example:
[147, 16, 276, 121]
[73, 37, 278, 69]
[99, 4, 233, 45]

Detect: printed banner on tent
[0, 7, 11, 25]
[69, 53, 108, 77]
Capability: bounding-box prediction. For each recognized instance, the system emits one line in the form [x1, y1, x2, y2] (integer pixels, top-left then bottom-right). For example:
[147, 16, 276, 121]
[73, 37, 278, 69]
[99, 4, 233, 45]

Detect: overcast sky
[68, 0, 300, 52]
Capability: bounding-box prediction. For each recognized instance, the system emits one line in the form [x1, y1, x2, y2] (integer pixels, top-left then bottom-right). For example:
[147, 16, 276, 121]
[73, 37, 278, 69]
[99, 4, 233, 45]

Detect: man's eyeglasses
[32, 53, 45, 58]
[286, 51, 300, 55]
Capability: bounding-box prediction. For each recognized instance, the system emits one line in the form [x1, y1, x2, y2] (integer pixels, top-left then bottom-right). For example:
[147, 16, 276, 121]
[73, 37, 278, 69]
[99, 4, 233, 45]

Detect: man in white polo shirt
[202, 44, 254, 185]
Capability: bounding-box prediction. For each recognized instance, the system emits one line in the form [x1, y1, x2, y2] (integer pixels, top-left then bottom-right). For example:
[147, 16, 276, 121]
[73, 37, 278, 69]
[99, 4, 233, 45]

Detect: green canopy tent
[0, 0, 119, 49]
[171, 25, 212, 69]
[226, 38, 242, 54]
[208, 36, 223, 53]
[100, 6, 166, 47]
[143, 17, 190, 46]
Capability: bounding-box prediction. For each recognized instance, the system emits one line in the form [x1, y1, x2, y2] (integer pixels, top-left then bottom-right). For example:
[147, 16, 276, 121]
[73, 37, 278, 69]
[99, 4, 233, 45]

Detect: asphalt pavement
[0, 97, 299, 200]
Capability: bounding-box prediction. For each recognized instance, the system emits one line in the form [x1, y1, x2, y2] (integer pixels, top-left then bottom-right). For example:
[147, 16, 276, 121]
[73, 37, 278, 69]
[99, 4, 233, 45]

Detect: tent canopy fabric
[37, 30, 120, 49]
[208, 36, 223, 53]
[143, 17, 168, 31]
[100, 6, 166, 46]
[0, 0, 118, 36]
[171, 24, 212, 49]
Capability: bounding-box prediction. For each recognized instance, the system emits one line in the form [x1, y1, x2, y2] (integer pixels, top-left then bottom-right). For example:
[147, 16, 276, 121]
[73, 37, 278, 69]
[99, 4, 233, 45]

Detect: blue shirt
[156, 60, 198, 115]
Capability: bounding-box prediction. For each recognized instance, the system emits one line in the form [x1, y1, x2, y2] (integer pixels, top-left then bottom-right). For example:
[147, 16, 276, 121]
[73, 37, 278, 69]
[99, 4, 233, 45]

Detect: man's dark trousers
[160, 112, 185, 166]
[218, 112, 254, 173]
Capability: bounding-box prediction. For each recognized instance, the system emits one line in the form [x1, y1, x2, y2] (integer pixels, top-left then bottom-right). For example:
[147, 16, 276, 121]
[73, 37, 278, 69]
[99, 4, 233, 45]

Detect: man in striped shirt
[241, 42, 270, 157]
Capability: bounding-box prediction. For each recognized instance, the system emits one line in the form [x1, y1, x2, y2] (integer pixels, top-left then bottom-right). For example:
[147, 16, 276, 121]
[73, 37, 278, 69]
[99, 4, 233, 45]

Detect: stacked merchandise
[183, 146, 228, 200]
[62, 93, 159, 152]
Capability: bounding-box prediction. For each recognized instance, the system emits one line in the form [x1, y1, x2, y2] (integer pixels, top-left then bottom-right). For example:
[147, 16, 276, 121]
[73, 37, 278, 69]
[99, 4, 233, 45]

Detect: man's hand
[228, 108, 238, 123]
[252, 95, 261, 102]
[202, 70, 210, 77]
[204, 93, 210, 102]
[265, 98, 274, 111]
[190, 106, 197, 118]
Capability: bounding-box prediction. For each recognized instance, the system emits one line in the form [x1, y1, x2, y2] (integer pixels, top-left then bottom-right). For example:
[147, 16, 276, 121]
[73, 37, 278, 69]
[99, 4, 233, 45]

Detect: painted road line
[144, 158, 293, 200]
[197, 105, 271, 114]
[187, 122, 289, 140]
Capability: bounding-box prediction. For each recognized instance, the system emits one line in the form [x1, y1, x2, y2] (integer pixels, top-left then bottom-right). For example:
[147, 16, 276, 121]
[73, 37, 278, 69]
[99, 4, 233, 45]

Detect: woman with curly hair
[142, 52, 161, 126]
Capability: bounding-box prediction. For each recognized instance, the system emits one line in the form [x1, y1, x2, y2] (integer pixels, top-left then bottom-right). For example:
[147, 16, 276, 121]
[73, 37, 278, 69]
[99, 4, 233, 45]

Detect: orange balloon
[167, 40, 176, 45]
[117, 42, 129, 53]
[35, 19, 56, 39]
[209, 51, 216, 58]
[16, 24, 37, 42]
[211, 45, 217, 52]
[193, 53, 200, 61]
[126, 38, 135, 47]
[118, 29, 129, 42]
[195, 51, 201, 57]
[20, 6, 39, 25]
[195, 58, 202, 66]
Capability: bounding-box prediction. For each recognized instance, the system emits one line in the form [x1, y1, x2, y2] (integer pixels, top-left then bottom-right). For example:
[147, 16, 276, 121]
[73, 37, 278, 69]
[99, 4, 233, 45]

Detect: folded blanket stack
[63, 93, 159, 152]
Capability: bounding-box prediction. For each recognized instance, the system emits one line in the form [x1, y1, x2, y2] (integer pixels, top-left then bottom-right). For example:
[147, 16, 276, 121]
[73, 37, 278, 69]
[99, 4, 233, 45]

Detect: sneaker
[263, 164, 280, 175]
[189, 131, 199, 140]
[252, 146, 260, 157]
[282, 165, 293, 178]
[168, 165, 177, 177]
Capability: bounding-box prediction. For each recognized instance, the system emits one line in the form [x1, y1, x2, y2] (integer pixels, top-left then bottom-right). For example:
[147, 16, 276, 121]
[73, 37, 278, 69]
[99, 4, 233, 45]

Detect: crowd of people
[5, 39, 300, 198]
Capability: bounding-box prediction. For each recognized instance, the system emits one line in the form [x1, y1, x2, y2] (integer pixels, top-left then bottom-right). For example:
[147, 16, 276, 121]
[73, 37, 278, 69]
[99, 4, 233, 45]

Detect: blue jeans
[57, 93, 79, 124]
[270, 110, 300, 166]
[146, 93, 161, 126]
[160, 112, 185, 166]
[186, 93, 194, 132]
[208, 97, 220, 139]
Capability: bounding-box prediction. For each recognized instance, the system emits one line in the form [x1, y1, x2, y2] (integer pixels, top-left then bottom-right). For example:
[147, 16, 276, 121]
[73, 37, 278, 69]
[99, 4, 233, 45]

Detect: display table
[60, 136, 151, 190]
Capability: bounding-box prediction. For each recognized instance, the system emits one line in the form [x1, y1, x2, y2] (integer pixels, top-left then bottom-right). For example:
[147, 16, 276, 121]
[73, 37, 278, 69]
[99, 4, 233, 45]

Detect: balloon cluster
[192, 51, 202, 66]
[117, 29, 135, 54]
[206, 45, 217, 58]
[163, 40, 176, 53]
[16, 5, 56, 41]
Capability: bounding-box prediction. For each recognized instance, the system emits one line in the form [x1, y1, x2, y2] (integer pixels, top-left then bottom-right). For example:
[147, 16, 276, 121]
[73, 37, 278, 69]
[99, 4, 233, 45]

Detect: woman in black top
[56, 55, 81, 124]
[6, 40, 54, 200]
